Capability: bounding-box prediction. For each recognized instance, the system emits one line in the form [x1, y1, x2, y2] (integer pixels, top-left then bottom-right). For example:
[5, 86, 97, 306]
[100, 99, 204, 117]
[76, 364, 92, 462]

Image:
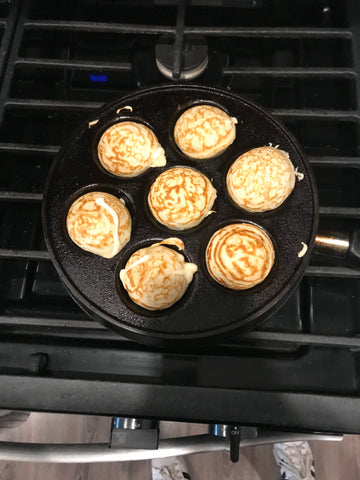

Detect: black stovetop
[1, 0, 360, 433]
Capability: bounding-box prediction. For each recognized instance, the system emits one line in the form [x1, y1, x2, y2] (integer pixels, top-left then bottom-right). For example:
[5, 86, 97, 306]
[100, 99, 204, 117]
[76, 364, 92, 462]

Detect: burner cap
[155, 35, 208, 81]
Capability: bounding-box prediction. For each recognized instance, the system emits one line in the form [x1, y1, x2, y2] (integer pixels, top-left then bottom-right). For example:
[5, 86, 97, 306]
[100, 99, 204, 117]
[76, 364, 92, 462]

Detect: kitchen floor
[0, 413, 359, 479]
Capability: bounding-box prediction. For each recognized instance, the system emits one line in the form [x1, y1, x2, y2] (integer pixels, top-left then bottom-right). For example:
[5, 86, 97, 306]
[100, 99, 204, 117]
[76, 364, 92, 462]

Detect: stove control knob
[110, 418, 159, 450]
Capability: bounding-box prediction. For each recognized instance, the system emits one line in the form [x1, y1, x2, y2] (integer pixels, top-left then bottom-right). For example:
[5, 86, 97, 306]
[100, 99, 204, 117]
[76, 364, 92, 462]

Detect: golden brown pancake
[148, 167, 217, 230]
[66, 191, 131, 258]
[120, 238, 198, 310]
[226, 146, 295, 212]
[174, 105, 237, 159]
[206, 223, 275, 290]
[97, 121, 166, 177]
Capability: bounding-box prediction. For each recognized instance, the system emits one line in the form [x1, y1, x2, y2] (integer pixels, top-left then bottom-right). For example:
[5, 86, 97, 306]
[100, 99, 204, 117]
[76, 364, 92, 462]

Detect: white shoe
[273, 441, 315, 480]
[152, 456, 191, 480]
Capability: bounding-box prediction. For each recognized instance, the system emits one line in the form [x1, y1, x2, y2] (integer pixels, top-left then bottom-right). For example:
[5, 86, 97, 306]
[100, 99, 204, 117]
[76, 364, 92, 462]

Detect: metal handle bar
[0, 433, 342, 463]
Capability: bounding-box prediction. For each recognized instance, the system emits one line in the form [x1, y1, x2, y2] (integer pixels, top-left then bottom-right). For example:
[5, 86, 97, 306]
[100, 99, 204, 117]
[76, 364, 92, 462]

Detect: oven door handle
[0, 433, 342, 463]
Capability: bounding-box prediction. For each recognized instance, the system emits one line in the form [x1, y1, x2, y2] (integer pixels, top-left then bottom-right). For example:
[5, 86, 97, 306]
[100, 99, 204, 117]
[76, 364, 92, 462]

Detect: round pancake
[66, 191, 131, 258]
[148, 167, 217, 230]
[206, 223, 275, 290]
[120, 239, 198, 311]
[97, 121, 166, 177]
[227, 146, 295, 212]
[174, 105, 237, 159]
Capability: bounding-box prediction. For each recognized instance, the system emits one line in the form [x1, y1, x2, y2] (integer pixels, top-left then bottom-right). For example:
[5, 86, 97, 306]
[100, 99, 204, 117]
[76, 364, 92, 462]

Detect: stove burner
[133, 37, 227, 88]
[155, 35, 208, 81]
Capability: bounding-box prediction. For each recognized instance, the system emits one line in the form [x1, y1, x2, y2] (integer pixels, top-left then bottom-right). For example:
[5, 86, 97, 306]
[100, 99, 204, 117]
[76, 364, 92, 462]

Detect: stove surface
[1, 0, 360, 432]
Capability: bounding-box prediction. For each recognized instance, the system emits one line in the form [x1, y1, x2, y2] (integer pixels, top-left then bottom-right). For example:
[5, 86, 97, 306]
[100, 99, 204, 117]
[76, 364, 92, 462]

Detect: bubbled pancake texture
[227, 146, 295, 212]
[206, 223, 275, 290]
[148, 167, 216, 230]
[120, 244, 197, 310]
[98, 121, 165, 177]
[174, 105, 236, 159]
[66, 192, 131, 258]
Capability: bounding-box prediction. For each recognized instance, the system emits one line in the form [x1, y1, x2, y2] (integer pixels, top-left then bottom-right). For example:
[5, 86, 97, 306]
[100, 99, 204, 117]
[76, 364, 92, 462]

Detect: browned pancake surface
[120, 240, 197, 310]
[98, 121, 166, 177]
[227, 146, 295, 212]
[148, 167, 217, 230]
[206, 223, 275, 290]
[66, 191, 131, 258]
[174, 105, 237, 159]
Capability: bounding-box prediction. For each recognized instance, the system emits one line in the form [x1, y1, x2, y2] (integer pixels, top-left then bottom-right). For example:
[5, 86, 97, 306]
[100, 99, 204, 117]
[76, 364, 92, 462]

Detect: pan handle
[314, 229, 360, 268]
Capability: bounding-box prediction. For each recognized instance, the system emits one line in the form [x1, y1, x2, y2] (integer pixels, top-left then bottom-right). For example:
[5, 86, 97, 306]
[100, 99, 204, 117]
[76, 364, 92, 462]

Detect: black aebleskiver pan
[43, 85, 318, 348]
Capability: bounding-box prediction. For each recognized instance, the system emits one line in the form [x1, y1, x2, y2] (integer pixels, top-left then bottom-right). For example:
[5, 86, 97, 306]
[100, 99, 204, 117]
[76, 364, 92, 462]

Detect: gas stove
[1, 0, 360, 435]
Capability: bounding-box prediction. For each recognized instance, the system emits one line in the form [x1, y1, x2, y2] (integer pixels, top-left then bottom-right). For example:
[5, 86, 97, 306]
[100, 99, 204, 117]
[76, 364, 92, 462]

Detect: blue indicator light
[89, 73, 109, 83]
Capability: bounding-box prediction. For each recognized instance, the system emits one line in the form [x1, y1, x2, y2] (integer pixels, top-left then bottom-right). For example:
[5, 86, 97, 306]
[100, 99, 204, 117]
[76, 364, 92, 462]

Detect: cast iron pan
[43, 85, 318, 348]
